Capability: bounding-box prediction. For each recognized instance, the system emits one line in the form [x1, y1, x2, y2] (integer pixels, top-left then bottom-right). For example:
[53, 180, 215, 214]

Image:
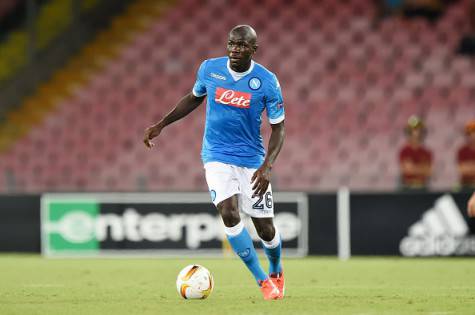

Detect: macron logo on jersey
[214, 88, 251, 108]
[210, 73, 226, 80]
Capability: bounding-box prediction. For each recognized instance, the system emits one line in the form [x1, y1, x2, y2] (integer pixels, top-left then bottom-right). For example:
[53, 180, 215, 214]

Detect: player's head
[405, 115, 426, 143]
[227, 25, 258, 71]
[465, 120, 475, 144]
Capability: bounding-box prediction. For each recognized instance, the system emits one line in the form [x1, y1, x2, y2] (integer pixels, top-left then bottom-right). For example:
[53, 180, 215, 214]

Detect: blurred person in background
[457, 120, 475, 190]
[399, 116, 433, 191]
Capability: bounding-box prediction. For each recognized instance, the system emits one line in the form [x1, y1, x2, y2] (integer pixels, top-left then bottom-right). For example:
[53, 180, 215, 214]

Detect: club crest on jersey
[214, 87, 251, 108]
[248, 77, 261, 90]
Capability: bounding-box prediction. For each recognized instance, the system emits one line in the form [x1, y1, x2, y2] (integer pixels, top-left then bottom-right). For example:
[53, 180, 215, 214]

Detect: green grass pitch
[0, 255, 474, 315]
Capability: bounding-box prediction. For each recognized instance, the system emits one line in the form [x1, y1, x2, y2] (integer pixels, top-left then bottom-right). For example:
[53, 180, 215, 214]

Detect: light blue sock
[262, 231, 282, 275]
[225, 222, 267, 284]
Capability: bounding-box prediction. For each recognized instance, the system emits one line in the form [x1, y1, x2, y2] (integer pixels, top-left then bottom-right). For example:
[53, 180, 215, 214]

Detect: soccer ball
[176, 264, 214, 299]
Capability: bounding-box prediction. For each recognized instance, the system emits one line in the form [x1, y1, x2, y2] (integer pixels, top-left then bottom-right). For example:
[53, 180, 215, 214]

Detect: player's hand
[143, 124, 163, 148]
[468, 192, 475, 218]
[251, 163, 272, 198]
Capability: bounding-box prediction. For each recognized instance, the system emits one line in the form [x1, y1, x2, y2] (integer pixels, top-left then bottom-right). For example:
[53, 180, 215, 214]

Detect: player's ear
[253, 44, 258, 53]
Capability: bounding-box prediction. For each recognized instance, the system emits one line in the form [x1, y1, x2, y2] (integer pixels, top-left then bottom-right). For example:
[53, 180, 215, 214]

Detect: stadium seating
[0, 0, 474, 192]
[0, 0, 99, 83]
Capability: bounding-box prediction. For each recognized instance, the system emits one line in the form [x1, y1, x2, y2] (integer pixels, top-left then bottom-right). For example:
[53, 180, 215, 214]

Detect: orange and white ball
[176, 264, 214, 299]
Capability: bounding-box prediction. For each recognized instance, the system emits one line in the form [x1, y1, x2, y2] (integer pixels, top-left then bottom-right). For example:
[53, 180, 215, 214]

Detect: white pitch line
[22, 284, 65, 288]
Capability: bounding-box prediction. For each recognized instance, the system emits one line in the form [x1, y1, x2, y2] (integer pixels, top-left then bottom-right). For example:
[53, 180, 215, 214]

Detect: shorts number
[252, 192, 273, 210]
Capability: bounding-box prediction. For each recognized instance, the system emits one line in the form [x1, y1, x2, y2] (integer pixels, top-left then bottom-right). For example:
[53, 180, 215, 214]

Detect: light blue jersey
[192, 57, 285, 168]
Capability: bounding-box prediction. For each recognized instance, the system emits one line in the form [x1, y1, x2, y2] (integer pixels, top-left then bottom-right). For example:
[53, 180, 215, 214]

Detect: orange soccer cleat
[270, 271, 285, 299]
[258, 278, 280, 300]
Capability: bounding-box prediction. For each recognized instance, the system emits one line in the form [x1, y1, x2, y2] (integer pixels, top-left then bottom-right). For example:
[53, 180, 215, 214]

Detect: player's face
[409, 129, 423, 142]
[227, 33, 256, 71]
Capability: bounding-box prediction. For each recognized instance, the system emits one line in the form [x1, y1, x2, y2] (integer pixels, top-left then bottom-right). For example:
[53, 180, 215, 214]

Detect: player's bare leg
[218, 196, 279, 300]
[252, 217, 284, 299]
[468, 192, 475, 217]
[217, 195, 241, 227]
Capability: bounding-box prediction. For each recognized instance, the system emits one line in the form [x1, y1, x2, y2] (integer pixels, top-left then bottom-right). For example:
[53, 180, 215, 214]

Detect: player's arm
[143, 92, 205, 148]
[458, 161, 475, 177]
[468, 192, 475, 217]
[251, 121, 285, 197]
[420, 160, 432, 177]
[400, 159, 420, 176]
[252, 74, 285, 197]
[400, 159, 417, 175]
[400, 159, 431, 176]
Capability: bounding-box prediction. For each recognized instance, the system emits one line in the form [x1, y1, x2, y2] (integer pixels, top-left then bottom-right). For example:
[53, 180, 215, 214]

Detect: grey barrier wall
[0, 195, 41, 252]
[307, 194, 337, 255]
[0, 192, 474, 256]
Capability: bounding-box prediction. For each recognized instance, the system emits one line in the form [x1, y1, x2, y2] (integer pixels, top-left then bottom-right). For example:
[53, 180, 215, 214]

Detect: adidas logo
[399, 194, 474, 256]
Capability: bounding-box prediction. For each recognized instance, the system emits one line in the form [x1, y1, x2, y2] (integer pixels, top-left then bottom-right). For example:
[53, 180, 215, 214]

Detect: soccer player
[143, 25, 285, 300]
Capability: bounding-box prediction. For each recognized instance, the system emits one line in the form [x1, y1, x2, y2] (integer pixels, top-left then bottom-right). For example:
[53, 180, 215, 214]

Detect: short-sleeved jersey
[192, 57, 285, 168]
[399, 144, 433, 185]
[457, 144, 475, 186]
